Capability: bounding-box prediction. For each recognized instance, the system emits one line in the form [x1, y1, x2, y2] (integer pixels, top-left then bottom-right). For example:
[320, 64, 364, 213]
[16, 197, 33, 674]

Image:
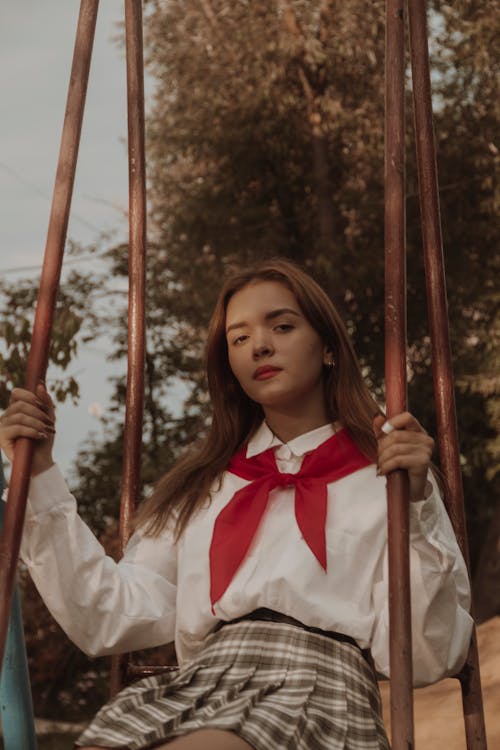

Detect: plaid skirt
[75, 620, 390, 750]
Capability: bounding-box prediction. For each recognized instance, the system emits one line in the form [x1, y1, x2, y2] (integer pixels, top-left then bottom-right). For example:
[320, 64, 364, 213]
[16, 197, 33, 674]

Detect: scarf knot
[272, 471, 297, 488]
[209, 428, 372, 612]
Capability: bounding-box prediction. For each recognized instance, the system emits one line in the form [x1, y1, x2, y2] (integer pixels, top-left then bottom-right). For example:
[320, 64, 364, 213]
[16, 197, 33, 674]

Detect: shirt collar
[247, 420, 339, 459]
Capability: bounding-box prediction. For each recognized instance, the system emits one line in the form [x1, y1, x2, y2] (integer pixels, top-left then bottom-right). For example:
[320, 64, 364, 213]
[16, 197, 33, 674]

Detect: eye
[274, 323, 294, 333]
[231, 334, 249, 345]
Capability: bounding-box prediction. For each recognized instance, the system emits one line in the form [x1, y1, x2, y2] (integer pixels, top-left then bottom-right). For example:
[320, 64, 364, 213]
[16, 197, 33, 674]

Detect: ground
[379, 615, 500, 748]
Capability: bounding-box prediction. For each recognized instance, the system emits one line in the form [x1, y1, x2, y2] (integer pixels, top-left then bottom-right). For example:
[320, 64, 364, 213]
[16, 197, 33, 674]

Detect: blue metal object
[0, 463, 37, 749]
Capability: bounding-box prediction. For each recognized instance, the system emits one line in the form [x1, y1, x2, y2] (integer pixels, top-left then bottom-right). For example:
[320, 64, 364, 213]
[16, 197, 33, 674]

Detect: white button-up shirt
[20, 421, 473, 687]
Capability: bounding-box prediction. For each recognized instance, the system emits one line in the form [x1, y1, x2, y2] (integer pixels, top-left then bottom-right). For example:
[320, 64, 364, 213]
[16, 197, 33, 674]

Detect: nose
[252, 330, 274, 360]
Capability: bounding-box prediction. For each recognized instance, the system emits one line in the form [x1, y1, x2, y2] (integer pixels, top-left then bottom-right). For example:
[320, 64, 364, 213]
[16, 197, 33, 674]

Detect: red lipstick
[253, 366, 282, 380]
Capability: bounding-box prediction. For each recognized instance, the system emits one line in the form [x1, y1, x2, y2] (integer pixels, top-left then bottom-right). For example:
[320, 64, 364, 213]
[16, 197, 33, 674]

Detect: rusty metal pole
[109, 0, 147, 697]
[119, 0, 147, 552]
[385, 1, 415, 748]
[0, 0, 99, 674]
[407, 2, 487, 747]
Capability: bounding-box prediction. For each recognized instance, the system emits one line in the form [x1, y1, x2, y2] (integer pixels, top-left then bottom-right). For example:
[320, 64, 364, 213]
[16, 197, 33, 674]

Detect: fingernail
[381, 421, 395, 435]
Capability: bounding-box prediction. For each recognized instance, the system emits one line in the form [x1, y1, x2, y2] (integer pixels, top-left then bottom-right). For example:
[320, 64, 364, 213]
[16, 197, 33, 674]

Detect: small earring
[325, 359, 335, 368]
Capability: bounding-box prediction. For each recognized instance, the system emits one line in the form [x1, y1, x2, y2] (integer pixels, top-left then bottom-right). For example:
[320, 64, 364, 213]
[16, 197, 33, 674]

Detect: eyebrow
[226, 307, 301, 334]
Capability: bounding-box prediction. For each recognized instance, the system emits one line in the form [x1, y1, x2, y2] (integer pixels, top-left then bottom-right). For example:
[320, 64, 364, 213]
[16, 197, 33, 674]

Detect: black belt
[215, 607, 361, 650]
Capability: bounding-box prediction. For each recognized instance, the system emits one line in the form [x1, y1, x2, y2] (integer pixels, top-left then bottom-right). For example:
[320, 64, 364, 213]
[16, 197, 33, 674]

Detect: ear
[323, 346, 335, 367]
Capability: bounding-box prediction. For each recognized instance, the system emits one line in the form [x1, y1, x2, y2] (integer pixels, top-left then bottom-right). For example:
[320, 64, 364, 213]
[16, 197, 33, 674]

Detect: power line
[0, 160, 120, 234]
[0, 250, 111, 275]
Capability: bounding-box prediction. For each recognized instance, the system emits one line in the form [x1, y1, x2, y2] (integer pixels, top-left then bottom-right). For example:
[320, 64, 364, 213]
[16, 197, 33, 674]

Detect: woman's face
[225, 281, 331, 420]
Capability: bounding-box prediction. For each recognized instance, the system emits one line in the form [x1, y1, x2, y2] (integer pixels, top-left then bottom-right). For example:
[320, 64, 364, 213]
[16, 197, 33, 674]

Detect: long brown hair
[135, 258, 382, 538]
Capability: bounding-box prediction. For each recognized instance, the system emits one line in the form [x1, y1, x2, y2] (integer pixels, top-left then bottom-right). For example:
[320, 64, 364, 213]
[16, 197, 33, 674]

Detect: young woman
[0, 259, 472, 750]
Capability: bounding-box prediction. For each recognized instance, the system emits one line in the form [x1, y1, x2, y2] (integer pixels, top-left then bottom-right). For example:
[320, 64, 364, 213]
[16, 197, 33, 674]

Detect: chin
[255, 392, 302, 411]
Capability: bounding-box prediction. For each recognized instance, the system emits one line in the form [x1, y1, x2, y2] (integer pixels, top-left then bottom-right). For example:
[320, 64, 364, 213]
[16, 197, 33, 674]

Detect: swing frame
[0, 2, 488, 748]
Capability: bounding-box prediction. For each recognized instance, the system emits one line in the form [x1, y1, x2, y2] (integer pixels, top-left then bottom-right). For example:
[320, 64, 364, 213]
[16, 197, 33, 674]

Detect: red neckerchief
[209, 428, 372, 610]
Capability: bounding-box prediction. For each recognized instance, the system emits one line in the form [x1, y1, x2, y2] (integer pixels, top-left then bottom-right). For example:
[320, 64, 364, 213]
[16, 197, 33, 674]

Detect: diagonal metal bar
[0, 0, 99, 675]
[384, 1, 415, 747]
[110, 0, 147, 698]
[407, 1, 487, 747]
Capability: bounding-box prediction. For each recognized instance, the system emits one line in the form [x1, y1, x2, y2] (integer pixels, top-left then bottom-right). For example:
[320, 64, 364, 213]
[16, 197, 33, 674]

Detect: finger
[2, 412, 56, 434]
[378, 429, 433, 458]
[10, 386, 51, 416]
[378, 440, 434, 473]
[35, 382, 55, 418]
[1, 424, 51, 442]
[378, 431, 434, 460]
[373, 413, 422, 441]
[2, 401, 55, 428]
[378, 445, 433, 475]
[379, 411, 426, 434]
[373, 415, 386, 439]
[10, 387, 41, 406]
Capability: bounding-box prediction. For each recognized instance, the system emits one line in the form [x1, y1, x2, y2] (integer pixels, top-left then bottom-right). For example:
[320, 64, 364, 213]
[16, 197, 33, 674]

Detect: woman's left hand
[373, 412, 435, 503]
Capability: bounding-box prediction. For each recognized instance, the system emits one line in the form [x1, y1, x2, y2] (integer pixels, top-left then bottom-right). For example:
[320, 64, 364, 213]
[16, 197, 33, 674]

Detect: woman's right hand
[0, 384, 56, 476]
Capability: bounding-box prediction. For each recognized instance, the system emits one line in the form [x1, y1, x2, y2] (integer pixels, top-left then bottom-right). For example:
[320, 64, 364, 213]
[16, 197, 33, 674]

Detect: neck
[263, 402, 331, 444]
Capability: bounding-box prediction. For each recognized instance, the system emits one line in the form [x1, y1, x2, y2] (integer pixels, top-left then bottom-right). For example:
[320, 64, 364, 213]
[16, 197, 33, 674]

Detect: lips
[253, 366, 282, 380]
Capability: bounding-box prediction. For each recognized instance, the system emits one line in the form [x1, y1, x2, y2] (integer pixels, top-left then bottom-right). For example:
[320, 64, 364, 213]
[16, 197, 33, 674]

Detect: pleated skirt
[75, 620, 390, 750]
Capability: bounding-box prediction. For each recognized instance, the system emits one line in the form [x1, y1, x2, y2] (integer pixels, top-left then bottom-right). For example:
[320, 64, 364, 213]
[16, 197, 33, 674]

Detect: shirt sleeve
[20, 464, 178, 657]
[370, 472, 473, 687]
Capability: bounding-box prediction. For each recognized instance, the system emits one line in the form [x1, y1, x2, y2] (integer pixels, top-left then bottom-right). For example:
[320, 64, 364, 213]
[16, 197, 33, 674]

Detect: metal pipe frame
[109, 0, 147, 698]
[0, 0, 99, 676]
[0, 4, 488, 747]
[119, 0, 147, 554]
[407, 1, 487, 747]
[384, 1, 415, 747]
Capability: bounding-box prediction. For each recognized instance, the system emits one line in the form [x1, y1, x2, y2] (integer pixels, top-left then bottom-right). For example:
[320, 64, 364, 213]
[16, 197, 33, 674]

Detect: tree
[73, 0, 391, 521]
[0, 266, 100, 410]
[73, 0, 497, 569]
[1, 0, 497, 717]
[432, 0, 500, 619]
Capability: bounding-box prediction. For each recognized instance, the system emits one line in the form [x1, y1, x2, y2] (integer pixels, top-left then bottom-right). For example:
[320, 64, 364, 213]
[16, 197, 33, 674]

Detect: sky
[1, 1, 146, 475]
